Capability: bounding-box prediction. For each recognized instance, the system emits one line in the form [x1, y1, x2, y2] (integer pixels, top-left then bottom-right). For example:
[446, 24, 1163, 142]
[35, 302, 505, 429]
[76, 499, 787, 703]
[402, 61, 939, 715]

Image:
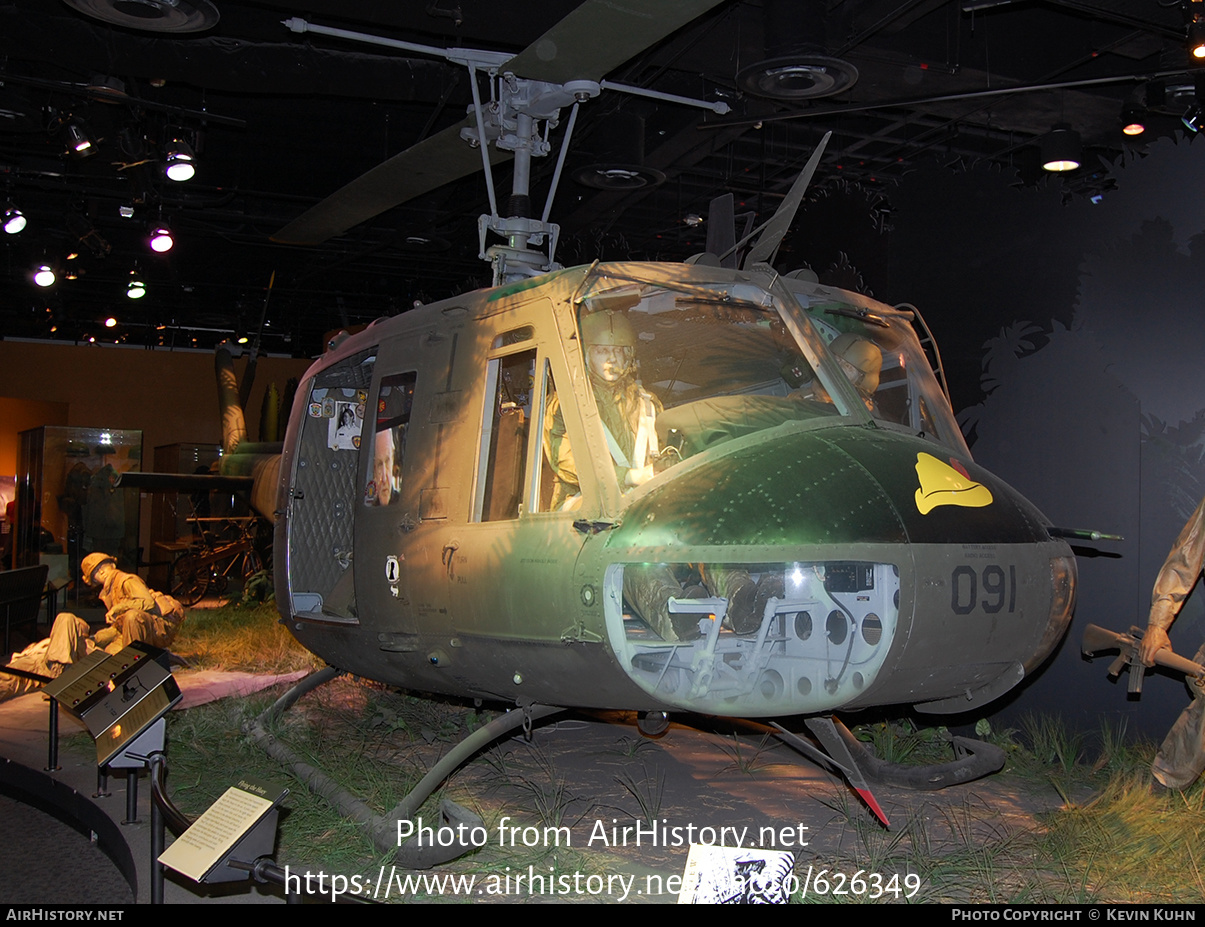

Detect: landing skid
[250, 670, 1003, 863]
[246, 666, 566, 869]
[768, 715, 1006, 828]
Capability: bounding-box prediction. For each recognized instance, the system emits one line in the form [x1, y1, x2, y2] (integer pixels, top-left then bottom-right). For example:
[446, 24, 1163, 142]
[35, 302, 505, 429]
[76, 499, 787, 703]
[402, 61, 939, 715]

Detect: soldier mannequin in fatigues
[2, 554, 186, 701]
[81, 552, 184, 652]
[1139, 494, 1205, 788]
[544, 310, 700, 640]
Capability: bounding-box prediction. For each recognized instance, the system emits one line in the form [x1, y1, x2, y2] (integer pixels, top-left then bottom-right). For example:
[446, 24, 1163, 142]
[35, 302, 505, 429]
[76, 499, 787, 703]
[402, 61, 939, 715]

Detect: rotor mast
[280, 13, 729, 284]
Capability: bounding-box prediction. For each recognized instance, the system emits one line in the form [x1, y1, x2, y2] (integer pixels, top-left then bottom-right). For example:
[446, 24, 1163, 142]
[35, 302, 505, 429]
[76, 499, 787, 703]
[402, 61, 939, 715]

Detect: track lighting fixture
[1041, 124, 1081, 172]
[127, 271, 146, 299]
[33, 264, 56, 287]
[164, 137, 196, 182]
[1120, 89, 1146, 136]
[1191, 18, 1205, 60]
[1121, 111, 1145, 136]
[65, 121, 94, 155]
[149, 223, 174, 253]
[2, 202, 25, 234]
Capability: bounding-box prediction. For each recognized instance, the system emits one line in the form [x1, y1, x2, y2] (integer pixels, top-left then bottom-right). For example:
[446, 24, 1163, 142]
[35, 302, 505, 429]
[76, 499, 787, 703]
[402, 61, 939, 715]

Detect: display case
[16, 426, 142, 602]
[147, 443, 224, 588]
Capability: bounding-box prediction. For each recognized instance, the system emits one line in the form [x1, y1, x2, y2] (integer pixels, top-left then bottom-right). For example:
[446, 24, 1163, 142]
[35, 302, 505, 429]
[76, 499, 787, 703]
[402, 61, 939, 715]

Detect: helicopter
[203, 0, 1081, 847]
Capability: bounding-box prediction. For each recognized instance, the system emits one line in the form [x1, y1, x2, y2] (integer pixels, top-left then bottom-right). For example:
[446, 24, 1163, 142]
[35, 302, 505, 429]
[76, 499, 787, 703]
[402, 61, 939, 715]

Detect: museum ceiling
[0, 0, 1191, 356]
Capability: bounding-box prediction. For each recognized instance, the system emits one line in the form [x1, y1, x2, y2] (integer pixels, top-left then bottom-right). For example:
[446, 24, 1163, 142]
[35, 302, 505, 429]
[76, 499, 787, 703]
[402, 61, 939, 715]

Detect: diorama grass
[161, 609, 1205, 903]
[717, 730, 788, 775]
[813, 714, 1205, 903]
[171, 602, 319, 674]
[615, 763, 666, 826]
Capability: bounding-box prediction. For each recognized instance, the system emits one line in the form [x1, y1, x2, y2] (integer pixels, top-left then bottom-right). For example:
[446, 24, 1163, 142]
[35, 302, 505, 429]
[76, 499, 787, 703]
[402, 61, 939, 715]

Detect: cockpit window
[566, 265, 967, 491]
[566, 277, 841, 495]
[800, 299, 967, 453]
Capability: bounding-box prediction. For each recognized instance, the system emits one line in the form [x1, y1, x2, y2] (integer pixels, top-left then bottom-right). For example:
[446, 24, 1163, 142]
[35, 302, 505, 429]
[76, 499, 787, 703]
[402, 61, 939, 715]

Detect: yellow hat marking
[914, 452, 993, 515]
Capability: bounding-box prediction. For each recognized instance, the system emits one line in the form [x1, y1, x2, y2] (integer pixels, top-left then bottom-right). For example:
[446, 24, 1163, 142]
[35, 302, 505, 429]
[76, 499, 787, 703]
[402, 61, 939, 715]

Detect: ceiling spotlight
[33, 264, 56, 287]
[149, 224, 174, 252]
[127, 273, 146, 299]
[1120, 90, 1147, 136]
[2, 203, 25, 234]
[164, 137, 196, 182]
[65, 121, 94, 155]
[1041, 124, 1081, 172]
[119, 204, 135, 219]
[104, 316, 118, 328]
[1190, 19, 1205, 59]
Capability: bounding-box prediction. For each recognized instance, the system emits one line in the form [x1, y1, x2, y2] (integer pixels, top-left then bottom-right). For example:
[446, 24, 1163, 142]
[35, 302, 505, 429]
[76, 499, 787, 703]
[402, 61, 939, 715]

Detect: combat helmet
[81, 552, 117, 585]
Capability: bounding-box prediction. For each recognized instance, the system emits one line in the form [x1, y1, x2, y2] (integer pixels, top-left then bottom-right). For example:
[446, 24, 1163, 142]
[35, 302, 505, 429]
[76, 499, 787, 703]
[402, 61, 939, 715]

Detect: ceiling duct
[571, 112, 666, 191]
[63, 0, 219, 34]
[736, 0, 858, 101]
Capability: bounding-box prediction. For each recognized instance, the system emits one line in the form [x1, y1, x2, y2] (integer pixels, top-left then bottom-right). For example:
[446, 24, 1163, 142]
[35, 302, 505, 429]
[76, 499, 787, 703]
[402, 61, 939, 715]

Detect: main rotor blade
[274, 0, 726, 245]
[501, 0, 727, 84]
[742, 131, 831, 269]
[273, 120, 510, 245]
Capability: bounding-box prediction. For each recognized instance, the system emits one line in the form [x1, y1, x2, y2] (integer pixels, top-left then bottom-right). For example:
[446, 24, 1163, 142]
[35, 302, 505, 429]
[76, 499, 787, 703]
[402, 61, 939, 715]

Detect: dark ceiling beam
[992, 0, 1185, 42]
[837, 0, 947, 56]
[557, 117, 754, 233]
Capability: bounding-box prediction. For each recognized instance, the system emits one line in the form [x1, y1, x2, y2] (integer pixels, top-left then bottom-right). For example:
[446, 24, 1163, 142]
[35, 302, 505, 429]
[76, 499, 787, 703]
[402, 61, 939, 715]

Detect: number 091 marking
[951, 564, 1016, 615]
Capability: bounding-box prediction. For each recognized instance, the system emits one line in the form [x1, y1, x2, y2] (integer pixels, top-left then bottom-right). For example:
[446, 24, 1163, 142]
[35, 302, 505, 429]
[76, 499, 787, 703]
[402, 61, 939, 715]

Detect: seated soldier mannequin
[544, 311, 701, 639]
[1, 554, 185, 702]
[83, 552, 184, 652]
[798, 332, 882, 412]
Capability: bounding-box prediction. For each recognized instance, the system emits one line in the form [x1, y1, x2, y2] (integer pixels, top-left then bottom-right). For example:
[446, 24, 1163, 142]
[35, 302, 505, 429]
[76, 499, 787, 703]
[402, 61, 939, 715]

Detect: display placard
[159, 779, 288, 884]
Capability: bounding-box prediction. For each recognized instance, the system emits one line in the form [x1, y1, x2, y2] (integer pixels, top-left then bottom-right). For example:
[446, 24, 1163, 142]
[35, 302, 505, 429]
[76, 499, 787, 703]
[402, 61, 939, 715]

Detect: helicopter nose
[600, 427, 1075, 716]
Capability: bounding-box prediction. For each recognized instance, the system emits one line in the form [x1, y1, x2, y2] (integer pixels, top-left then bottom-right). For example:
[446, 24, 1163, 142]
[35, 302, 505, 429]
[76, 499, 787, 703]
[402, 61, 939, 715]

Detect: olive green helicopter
[199, 0, 1081, 859]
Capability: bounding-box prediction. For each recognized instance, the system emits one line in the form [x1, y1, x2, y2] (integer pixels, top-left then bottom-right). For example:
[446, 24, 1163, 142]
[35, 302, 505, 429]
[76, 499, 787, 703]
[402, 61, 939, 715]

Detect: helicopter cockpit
[568, 263, 967, 490]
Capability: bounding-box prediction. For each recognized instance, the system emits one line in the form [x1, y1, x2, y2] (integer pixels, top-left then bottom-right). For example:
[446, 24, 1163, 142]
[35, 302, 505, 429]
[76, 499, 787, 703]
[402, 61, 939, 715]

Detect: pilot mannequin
[543, 311, 706, 640]
[801, 332, 882, 412]
[545, 310, 790, 639]
[1138, 495, 1205, 789]
[544, 310, 662, 507]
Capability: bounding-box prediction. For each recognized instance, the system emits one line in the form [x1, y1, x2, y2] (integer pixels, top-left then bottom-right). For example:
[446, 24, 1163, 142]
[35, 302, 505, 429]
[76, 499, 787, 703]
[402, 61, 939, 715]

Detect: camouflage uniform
[97, 567, 185, 651]
[1142, 495, 1205, 789]
[1, 613, 92, 701]
[82, 554, 185, 653]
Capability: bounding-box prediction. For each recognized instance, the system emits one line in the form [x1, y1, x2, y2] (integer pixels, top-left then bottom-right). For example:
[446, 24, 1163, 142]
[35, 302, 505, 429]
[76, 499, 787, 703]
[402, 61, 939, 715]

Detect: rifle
[1081, 624, 1205, 695]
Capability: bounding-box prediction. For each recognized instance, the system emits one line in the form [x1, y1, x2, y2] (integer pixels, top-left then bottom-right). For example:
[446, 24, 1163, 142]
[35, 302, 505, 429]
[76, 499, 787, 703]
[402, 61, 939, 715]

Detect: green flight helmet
[580, 310, 637, 350]
[830, 332, 882, 396]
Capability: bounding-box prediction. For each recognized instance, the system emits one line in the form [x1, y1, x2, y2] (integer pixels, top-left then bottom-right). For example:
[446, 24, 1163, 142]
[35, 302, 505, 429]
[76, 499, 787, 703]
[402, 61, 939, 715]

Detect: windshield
[569, 264, 967, 494]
